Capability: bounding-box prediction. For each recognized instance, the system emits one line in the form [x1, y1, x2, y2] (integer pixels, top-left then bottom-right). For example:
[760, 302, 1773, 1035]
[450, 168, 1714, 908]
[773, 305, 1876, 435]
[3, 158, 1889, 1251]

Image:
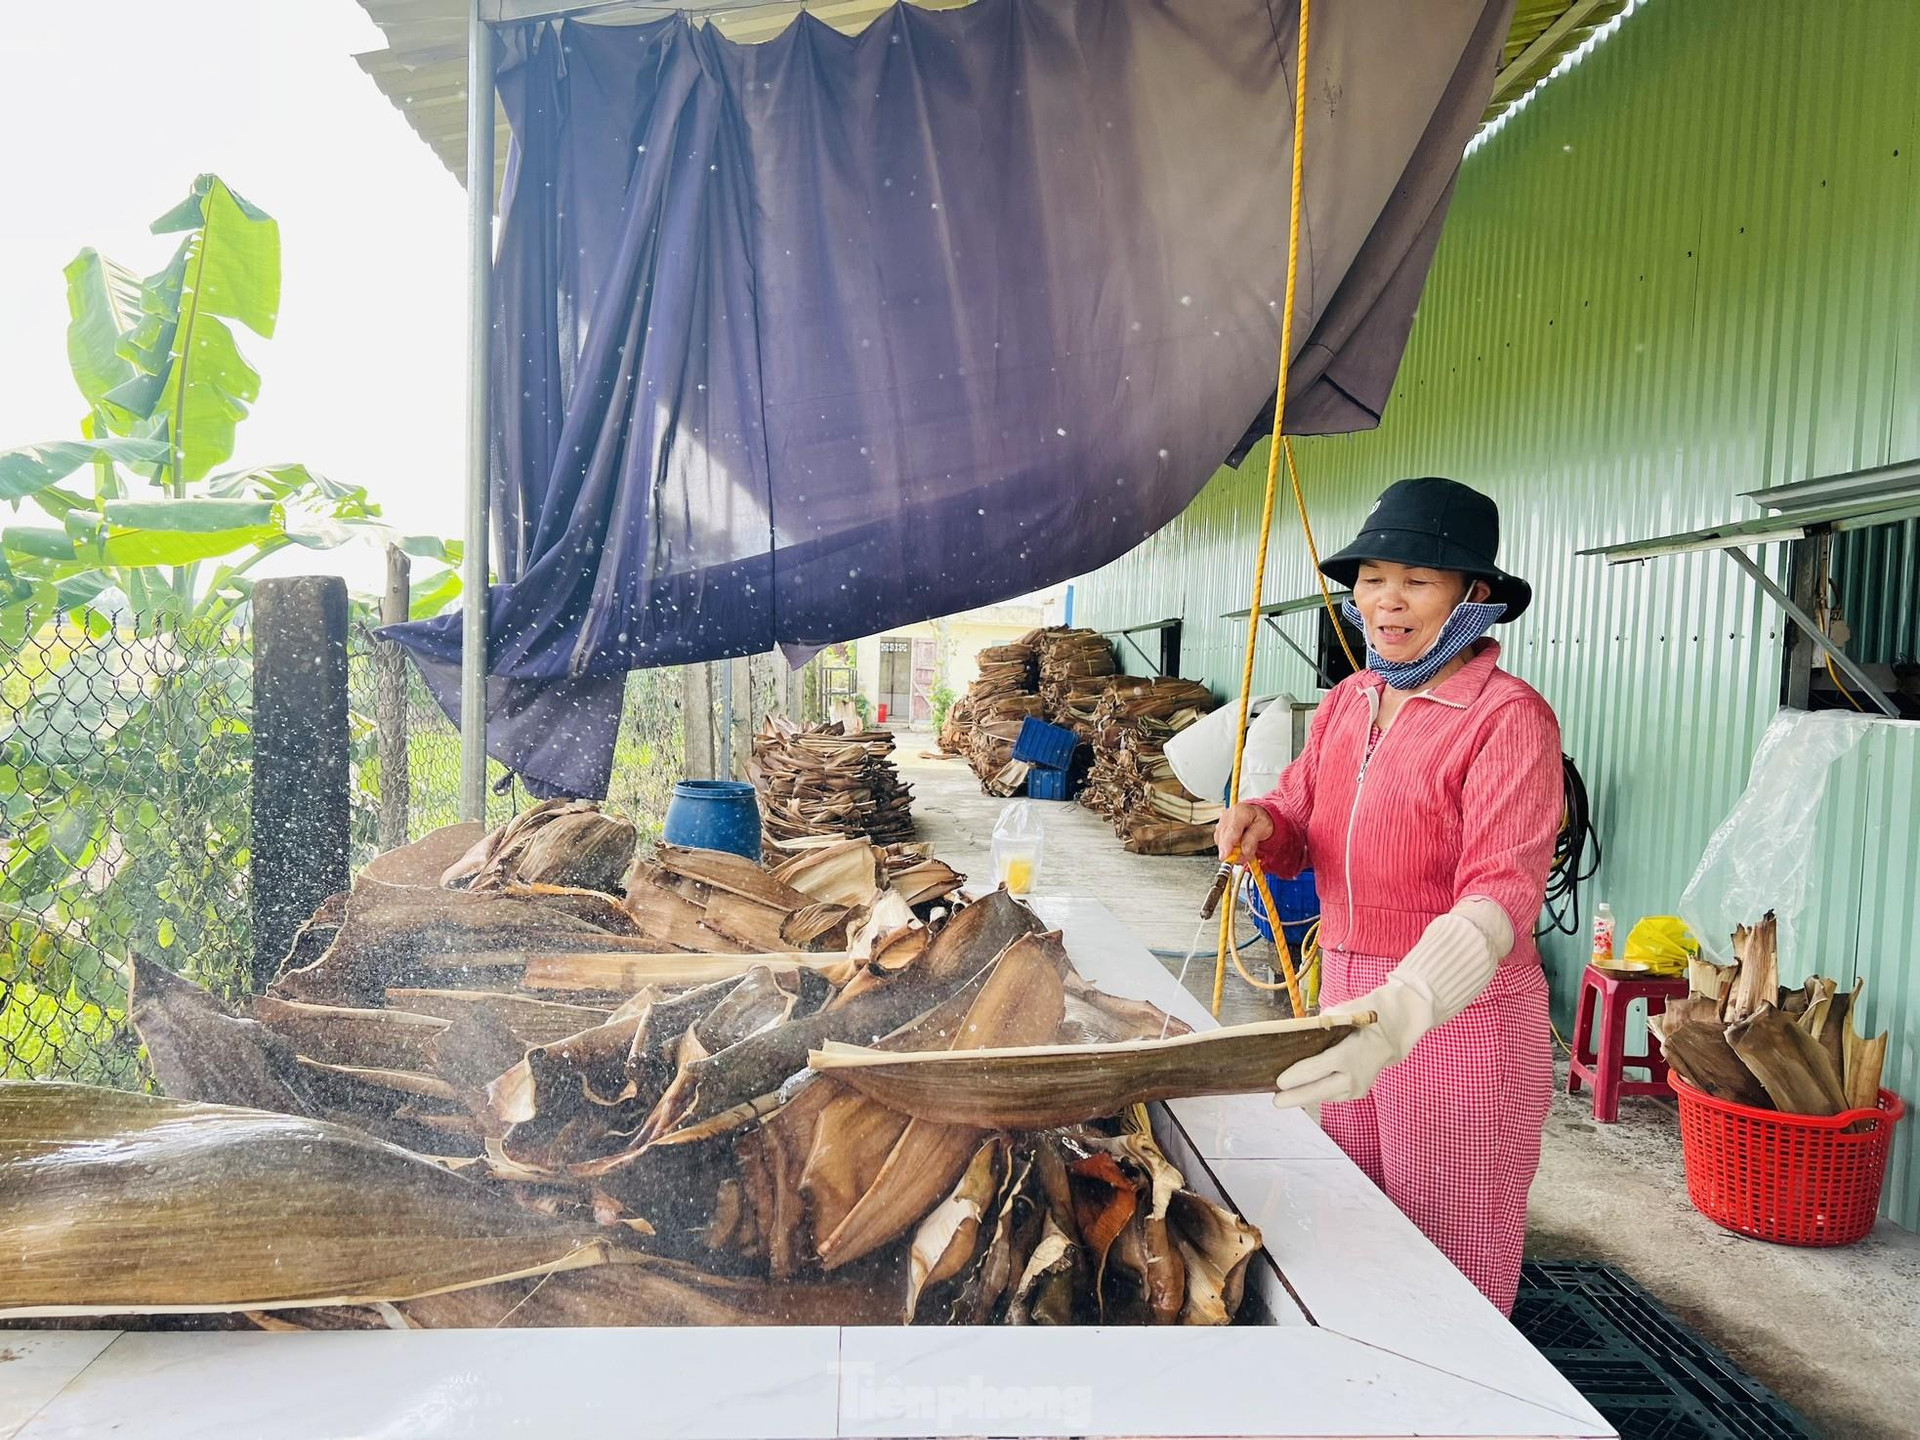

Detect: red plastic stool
[1567, 965, 1689, 1122]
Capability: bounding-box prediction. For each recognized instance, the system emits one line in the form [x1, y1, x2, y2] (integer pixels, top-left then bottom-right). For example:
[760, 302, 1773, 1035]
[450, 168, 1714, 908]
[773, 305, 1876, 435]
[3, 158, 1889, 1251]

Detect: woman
[1214, 476, 1563, 1315]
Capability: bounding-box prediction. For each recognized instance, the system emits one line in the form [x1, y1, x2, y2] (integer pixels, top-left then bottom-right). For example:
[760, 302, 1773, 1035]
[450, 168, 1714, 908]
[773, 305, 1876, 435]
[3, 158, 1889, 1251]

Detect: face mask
[1342, 597, 1506, 691]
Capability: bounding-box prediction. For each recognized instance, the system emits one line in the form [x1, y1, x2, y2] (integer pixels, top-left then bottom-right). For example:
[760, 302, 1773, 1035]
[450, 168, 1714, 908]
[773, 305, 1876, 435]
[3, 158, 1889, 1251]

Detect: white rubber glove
[1273, 898, 1513, 1110]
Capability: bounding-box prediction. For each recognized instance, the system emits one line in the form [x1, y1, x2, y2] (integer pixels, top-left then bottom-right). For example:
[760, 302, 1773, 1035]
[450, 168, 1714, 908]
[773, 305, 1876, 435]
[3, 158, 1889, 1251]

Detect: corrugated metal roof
[350, 0, 1639, 189]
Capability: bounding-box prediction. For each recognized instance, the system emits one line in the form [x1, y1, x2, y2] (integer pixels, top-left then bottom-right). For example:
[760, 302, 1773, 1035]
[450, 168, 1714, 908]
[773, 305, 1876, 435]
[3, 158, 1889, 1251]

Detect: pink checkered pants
[1317, 949, 1554, 1315]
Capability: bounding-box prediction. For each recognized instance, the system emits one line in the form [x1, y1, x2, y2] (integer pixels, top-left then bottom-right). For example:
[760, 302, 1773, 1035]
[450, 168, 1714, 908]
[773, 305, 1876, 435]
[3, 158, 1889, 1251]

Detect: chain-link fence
[4, 607, 823, 1085]
[1, 613, 252, 1086]
[342, 634, 694, 865]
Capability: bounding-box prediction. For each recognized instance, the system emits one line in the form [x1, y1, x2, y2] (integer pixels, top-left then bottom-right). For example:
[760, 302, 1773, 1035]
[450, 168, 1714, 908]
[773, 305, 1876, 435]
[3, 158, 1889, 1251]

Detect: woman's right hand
[1215, 802, 1275, 863]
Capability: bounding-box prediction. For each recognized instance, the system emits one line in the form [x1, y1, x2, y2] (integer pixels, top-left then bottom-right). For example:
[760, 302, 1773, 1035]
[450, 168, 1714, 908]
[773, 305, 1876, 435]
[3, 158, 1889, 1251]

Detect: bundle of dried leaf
[1652, 913, 1888, 1116]
[442, 800, 637, 895]
[750, 717, 915, 846]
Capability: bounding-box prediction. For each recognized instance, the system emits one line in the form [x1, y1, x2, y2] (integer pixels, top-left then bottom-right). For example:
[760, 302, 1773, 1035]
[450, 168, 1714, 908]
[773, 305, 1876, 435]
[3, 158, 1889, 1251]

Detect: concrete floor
[899, 741, 1920, 1439]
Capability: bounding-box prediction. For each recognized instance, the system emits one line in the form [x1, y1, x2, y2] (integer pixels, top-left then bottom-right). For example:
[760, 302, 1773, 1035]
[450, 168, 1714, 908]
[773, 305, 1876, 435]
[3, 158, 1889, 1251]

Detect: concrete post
[683, 661, 716, 780]
[375, 545, 411, 850]
[251, 576, 350, 988]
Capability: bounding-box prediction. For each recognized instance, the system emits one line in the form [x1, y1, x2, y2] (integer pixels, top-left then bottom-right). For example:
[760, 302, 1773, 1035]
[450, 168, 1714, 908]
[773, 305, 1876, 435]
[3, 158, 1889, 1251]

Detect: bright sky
[0, 1, 468, 593]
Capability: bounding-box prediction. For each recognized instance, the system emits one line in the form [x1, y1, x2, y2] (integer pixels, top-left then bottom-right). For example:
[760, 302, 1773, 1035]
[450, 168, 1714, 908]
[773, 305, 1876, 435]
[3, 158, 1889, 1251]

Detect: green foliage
[930, 680, 957, 733]
[0, 176, 459, 1082]
[0, 174, 459, 635]
[852, 692, 872, 726]
[2, 616, 251, 1081]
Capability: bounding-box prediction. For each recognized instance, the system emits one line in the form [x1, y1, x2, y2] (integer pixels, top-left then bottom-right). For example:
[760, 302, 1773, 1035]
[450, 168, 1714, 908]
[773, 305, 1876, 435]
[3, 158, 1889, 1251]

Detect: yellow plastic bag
[1623, 916, 1698, 977]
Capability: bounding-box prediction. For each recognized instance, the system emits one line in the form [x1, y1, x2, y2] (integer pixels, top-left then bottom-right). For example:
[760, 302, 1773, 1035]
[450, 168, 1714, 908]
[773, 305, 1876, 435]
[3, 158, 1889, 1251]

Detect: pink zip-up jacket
[1248, 640, 1563, 970]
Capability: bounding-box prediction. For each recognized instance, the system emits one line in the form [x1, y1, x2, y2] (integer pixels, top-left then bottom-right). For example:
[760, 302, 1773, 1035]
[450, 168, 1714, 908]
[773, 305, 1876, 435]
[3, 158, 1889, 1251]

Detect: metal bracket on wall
[1220, 591, 1352, 691]
[1098, 617, 1182, 677]
[1578, 457, 1920, 721]
[1722, 546, 1899, 718]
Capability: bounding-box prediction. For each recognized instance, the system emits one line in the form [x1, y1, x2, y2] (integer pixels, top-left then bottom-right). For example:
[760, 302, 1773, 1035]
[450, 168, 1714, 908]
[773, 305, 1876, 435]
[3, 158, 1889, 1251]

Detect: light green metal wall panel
[1076, 0, 1920, 1221]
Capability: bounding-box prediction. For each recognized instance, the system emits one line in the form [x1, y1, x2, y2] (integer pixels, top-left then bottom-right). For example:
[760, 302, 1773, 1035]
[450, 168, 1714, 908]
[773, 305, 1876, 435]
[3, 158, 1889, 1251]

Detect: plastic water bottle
[1592, 902, 1617, 966]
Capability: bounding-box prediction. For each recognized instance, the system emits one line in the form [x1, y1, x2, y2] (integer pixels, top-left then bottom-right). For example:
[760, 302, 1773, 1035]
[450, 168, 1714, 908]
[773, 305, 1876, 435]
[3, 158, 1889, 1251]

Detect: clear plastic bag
[1678, 709, 1878, 965]
[991, 799, 1046, 897]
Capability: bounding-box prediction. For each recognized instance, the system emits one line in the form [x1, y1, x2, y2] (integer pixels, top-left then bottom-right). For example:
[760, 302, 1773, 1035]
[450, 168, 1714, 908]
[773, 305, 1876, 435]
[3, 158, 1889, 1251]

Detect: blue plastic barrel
[1246, 868, 1318, 957]
[663, 780, 762, 861]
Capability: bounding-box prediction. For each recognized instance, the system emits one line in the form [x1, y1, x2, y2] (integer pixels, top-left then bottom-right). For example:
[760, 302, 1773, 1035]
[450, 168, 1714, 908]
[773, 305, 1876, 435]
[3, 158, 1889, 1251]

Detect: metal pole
[459, 3, 497, 822]
[719, 658, 735, 778]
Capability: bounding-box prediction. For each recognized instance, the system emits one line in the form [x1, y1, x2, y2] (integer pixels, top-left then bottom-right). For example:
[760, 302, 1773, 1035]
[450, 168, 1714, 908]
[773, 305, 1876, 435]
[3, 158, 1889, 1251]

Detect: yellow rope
[1285, 436, 1362, 674]
[1212, 0, 1313, 1018]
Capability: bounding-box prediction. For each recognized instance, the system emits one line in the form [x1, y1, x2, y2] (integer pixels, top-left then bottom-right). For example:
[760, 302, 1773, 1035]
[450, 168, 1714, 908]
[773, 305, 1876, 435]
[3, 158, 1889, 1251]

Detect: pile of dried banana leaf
[1072, 682, 1220, 855]
[4, 817, 1356, 1330]
[948, 639, 1042, 784]
[1034, 628, 1118, 719]
[749, 716, 916, 847]
[1652, 913, 1888, 1116]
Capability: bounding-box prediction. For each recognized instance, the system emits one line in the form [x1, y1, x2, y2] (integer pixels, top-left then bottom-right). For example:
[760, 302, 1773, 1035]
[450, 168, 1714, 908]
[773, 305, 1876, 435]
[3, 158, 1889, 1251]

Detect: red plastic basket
[1670, 1074, 1905, 1247]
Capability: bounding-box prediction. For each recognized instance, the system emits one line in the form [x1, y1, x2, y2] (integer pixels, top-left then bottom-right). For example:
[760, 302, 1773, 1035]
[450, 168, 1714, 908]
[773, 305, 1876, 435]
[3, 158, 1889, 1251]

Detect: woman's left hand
[1272, 1013, 1398, 1108]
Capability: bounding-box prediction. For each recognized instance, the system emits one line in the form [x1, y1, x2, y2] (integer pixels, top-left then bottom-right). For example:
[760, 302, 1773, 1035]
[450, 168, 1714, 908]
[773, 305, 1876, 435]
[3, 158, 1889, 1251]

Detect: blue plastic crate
[1026, 765, 1076, 801]
[1011, 716, 1079, 772]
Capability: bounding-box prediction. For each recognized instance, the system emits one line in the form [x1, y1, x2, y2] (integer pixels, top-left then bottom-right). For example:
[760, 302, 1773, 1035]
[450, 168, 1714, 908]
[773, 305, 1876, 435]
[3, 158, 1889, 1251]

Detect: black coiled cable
[1536, 753, 1600, 940]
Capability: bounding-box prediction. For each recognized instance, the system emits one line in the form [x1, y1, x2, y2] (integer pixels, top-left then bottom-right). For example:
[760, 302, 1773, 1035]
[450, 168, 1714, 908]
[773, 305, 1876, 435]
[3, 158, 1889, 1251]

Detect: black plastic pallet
[1514, 1262, 1820, 1440]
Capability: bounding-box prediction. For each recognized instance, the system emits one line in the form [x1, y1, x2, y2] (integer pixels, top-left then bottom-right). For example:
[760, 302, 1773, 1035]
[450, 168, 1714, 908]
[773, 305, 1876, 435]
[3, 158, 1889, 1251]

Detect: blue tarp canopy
[387, 0, 1513, 797]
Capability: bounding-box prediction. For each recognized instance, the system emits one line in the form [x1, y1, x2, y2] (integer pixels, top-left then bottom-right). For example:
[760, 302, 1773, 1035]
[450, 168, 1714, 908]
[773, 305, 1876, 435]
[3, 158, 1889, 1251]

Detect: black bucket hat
[1318, 477, 1531, 622]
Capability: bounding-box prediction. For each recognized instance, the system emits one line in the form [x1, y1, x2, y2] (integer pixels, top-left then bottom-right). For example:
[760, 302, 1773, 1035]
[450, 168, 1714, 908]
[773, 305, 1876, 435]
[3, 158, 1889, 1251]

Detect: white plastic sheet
[1678, 708, 1880, 965]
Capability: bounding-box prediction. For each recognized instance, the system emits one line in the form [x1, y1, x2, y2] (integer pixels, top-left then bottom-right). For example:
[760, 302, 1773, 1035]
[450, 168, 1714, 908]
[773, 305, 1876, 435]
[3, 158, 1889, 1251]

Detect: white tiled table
[0, 897, 1611, 1439]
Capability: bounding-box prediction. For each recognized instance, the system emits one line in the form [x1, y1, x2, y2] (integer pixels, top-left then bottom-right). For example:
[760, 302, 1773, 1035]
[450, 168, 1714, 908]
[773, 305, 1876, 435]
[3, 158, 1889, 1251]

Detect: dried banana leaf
[297, 1059, 463, 1104]
[1059, 976, 1191, 1044]
[656, 845, 812, 912]
[782, 902, 855, 949]
[812, 1011, 1367, 1129]
[0, 1083, 615, 1317]
[1007, 1213, 1077, 1325]
[701, 890, 809, 952]
[250, 995, 451, 1072]
[498, 883, 647, 935]
[800, 1086, 914, 1253]
[443, 801, 635, 895]
[1844, 1012, 1889, 1113]
[360, 822, 487, 888]
[790, 964, 1002, 1245]
[279, 891, 349, 975]
[904, 1138, 1004, 1321]
[644, 890, 1046, 1142]
[948, 1147, 1038, 1325]
[771, 839, 885, 908]
[1819, 978, 1859, 1082]
[385, 988, 610, 1048]
[130, 952, 328, 1117]
[1727, 1004, 1848, 1116]
[1654, 994, 1724, 1035]
[817, 931, 1068, 1269]
[1723, 915, 1780, 1023]
[889, 859, 967, 910]
[619, 865, 751, 953]
[1689, 956, 1733, 1003]
[1066, 1151, 1138, 1317]
[1658, 1022, 1772, 1109]
[274, 882, 658, 1005]
[520, 950, 845, 994]
[1168, 1189, 1262, 1325]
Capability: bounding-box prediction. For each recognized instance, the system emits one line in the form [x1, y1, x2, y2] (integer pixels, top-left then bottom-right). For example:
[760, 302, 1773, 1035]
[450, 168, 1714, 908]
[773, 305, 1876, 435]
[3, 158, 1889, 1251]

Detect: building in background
[848, 590, 1064, 727]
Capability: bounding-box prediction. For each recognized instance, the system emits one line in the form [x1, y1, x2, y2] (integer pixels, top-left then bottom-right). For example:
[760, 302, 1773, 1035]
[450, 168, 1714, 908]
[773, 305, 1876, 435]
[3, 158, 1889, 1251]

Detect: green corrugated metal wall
[1073, 0, 1920, 1222]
